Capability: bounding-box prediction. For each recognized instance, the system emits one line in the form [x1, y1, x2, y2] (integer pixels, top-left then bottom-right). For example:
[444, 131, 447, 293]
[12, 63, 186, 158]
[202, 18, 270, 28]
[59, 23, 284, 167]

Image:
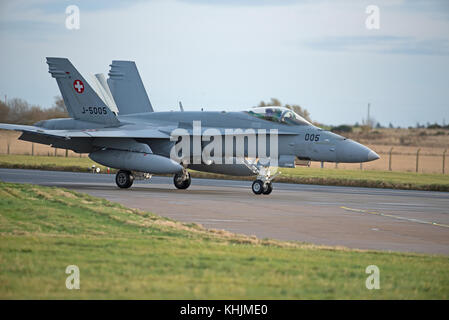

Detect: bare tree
[47, 96, 68, 118]
[7, 98, 30, 123]
[257, 98, 281, 107]
[2, 96, 68, 124]
[52, 96, 66, 113]
[0, 100, 9, 123]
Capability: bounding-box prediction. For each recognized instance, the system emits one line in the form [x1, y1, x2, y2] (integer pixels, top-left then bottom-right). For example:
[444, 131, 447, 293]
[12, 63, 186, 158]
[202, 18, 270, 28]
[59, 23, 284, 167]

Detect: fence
[0, 131, 86, 158]
[308, 145, 448, 174]
[1, 131, 448, 174]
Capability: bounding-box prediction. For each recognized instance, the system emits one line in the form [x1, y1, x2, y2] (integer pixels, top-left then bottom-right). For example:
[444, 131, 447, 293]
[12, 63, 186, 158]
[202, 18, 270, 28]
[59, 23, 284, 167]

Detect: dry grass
[0, 130, 86, 157]
[312, 144, 448, 174]
[345, 127, 449, 148]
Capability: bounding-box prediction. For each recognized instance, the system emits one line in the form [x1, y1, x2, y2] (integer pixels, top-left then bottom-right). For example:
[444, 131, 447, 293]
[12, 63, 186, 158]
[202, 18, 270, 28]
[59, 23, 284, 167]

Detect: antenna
[179, 101, 184, 112]
[367, 103, 371, 129]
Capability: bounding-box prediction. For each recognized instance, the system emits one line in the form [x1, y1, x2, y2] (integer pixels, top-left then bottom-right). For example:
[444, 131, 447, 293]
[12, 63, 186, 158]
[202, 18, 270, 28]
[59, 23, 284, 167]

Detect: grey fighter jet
[0, 58, 379, 195]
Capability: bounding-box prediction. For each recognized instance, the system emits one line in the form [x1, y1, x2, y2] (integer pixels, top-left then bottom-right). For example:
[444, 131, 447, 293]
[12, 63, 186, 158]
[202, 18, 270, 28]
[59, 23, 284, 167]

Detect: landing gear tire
[116, 170, 134, 189]
[174, 172, 191, 190]
[252, 180, 264, 195]
[262, 182, 273, 195]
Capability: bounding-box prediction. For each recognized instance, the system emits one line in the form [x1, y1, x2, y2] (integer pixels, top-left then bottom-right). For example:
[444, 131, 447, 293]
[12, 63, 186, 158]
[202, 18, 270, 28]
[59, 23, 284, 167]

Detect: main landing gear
[173, 170, 191, 190]
[115, 170, 134, 189]
[114, 169, 191, 190]
[115, 170, 152, 189]
[244, 159, 279, 195]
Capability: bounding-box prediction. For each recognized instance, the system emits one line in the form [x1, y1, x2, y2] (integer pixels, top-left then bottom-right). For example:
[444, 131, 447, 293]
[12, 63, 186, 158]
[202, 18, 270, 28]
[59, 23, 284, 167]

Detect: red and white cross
[73, 80, 84, 93]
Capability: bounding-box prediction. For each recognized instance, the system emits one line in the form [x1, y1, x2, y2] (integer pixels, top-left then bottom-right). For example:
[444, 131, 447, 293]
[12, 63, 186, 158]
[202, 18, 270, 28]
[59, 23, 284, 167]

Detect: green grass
[278, 167, 449, 191]
[0, 154, 448, 191]
[0, 182, 448, 299]
[0, 154, 109, 173]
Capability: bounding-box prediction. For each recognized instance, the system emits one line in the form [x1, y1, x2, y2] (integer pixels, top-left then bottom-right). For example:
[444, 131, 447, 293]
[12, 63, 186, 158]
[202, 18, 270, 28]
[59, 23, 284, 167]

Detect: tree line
[0, 96, 68, 125]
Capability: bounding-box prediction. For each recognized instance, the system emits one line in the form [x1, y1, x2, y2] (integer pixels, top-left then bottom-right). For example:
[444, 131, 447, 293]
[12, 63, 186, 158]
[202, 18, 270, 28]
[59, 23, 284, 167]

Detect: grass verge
[0, 154, 109, 173]
[0, 154, 448, 192]
[0, 182, 448, 299]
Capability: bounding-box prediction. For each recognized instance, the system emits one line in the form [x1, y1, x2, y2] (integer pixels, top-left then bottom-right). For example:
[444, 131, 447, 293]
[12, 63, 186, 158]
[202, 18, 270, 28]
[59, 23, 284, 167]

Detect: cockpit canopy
[244, 106, 312, 126]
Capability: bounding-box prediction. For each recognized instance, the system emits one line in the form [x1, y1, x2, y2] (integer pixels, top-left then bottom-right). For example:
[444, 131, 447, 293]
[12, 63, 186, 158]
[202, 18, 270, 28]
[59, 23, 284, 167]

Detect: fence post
[360, 162, 363, 170]
[415, 148, 421, 173]
[335, 162, 338, 169]
[54, 148, 57, 157]
[7, 142, 10, 155]
[31, 143, 34, 156]
[320, 161, 324, 168]
[65, 149, 68, 157]
[388, 147, 393, 171]
[444, 149, 447, 174]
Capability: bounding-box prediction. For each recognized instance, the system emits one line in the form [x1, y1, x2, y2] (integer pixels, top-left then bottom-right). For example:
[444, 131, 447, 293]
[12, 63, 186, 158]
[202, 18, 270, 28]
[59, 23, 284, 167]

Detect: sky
[0, 0, 448, 127]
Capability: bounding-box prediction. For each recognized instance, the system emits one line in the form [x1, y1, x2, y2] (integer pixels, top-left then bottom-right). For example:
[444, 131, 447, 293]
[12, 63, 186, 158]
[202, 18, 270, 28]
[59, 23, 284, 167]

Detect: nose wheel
[252, 180, 273, 195]
[262, 182, 273, 195]
[174, 171, 191, 189]
[116, 170, 134, 189]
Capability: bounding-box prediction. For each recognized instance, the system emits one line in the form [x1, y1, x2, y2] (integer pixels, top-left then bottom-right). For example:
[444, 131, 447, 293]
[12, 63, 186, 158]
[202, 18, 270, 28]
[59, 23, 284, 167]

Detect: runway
[1, 168, 448, 255]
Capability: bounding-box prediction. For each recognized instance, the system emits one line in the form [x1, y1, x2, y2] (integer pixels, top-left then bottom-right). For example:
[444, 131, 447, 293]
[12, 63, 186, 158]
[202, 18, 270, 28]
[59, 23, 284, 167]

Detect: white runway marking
[340, 206, 449, 228]
[197, 219, 248, 223]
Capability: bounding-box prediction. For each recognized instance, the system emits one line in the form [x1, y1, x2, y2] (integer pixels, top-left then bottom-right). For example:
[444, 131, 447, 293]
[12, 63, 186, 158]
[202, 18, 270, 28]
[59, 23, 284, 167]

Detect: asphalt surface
[1, 168, 448, 255]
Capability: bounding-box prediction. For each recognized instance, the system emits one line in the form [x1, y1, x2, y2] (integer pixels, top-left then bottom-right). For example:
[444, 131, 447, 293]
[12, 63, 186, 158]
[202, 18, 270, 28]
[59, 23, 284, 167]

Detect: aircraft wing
[0, 123, 170, 139]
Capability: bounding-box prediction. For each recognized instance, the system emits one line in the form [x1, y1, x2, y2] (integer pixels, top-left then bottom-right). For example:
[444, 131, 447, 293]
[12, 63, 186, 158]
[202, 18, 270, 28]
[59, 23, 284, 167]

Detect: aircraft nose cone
[336, 139, 380, 163]
[367, 150, 380, 161]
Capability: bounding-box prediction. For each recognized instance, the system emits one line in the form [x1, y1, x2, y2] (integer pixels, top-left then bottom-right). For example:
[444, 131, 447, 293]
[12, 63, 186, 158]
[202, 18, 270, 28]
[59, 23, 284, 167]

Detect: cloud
[178, 0, 312, 6]
[305, 35, 449, 56]
[400, 0, 449, 18]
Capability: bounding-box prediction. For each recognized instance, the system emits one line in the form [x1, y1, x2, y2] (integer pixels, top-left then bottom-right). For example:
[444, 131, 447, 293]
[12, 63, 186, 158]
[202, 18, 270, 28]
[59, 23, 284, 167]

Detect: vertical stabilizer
[47, 57, 119, 125]
[89, 73, 119, 115]
[107, 60, 154, 114]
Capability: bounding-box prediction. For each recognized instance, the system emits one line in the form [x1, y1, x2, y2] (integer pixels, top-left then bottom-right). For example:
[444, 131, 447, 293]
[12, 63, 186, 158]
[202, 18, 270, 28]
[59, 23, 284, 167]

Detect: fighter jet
[0, 58, 379, 195]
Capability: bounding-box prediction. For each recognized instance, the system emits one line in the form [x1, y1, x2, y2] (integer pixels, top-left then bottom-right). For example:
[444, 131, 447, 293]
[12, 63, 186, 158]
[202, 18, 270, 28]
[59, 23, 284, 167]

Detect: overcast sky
[1, 0, 448, 127]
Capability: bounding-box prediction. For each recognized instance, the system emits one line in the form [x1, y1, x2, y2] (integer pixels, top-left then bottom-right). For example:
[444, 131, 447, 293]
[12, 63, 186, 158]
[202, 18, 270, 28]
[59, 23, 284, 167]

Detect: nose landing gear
[244, 159, 279, 195]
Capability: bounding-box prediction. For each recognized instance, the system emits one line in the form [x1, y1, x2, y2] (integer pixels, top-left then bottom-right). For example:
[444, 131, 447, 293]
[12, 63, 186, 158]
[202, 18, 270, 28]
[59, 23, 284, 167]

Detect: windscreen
[245, 107, 311, 126]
